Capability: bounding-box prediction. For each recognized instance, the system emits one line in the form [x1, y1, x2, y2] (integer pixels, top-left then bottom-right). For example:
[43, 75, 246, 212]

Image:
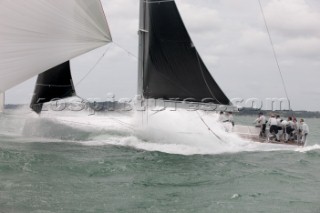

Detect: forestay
[0, 0, 112, 92]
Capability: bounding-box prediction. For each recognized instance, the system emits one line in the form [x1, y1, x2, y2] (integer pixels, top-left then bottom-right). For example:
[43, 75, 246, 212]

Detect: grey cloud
[264, 0, 320, 37]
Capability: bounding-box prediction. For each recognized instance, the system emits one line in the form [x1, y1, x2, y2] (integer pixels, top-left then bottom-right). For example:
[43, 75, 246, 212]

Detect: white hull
[233, 125, 304, 146]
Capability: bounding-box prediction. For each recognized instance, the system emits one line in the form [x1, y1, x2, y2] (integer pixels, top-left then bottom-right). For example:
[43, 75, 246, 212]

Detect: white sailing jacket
[255, 115, 266, 125]
[268, 117, 278, 126]
[300, 122, 309, 134]
[287, 120, 294, 128]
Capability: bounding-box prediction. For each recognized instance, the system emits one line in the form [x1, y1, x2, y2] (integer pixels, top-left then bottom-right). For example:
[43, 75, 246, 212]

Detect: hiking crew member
[225, 112, 234, 126]
[218, 111, 226, 123]
[281, 119, 288, 142]
[292, 118, 299, 141]
[276, 115, 282, 131]
[285, 117, 294, 141]
[268, 114, 279, 141]
[254, 112, 266, 137]
[299, 119, 309, 145]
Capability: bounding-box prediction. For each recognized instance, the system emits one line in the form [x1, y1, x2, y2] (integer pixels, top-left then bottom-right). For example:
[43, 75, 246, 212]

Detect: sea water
[0, 110, 320, 213]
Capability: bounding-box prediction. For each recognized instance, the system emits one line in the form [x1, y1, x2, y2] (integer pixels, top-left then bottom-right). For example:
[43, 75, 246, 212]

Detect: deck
[233, 125, 303, 146]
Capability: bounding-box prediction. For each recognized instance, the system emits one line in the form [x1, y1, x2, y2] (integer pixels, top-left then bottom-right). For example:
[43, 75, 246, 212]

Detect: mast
[137, 0, 146, 96]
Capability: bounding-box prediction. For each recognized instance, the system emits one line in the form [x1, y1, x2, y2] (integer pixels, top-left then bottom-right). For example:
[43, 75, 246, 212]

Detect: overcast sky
[6, 0, 320, 111]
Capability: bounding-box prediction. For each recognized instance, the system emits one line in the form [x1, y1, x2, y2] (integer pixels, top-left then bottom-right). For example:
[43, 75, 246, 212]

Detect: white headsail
[0, 0, 112, 92]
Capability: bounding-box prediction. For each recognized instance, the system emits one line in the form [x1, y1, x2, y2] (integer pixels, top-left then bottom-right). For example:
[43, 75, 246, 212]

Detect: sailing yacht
[0, 0, 242, 142]
[1, 0, 299, 146]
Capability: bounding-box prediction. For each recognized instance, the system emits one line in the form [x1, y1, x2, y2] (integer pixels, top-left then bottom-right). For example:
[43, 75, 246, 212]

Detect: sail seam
[35, 84, 72, 88]
[145, 0, 174, 4]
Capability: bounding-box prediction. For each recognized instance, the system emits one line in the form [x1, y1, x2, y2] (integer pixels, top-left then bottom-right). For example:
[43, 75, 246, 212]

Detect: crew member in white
[268, 114, 279, 141]
[299, 118, 309, 145]
[254, 112, 266, 137]
[292, 118, 299, 142]
[218, 111, 225, 122]
[225, 112, 234, 127]
[285, 117, 294, 142]
[281, 119, 288, 142]
[219, 111, 234, 132]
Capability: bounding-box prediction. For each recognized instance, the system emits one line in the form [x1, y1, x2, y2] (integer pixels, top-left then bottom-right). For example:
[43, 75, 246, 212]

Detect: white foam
[75, 110, 300, 155]
[294, 144, 320, 153]
[2, 108, 318, 155]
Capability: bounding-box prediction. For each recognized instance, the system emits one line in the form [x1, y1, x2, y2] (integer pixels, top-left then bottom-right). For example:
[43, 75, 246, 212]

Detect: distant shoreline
[5, 104, 320, 118]
[237, 109, 320, 118]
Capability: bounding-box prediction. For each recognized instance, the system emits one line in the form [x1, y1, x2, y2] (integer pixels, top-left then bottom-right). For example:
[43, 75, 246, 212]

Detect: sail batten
[0, 0, 111, 92]
[141, 0, 230, 105]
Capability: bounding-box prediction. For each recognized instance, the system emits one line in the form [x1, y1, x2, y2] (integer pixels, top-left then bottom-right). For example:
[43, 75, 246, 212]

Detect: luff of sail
[140, 0, 230, 105]
[30, 61, 75, 113]
[0, 0, 112, 92]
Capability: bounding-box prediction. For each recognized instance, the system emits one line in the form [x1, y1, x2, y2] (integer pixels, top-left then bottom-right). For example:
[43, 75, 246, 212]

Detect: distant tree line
[4, 104, 320, 118]
[237, 108, 320, 118]
[5, 104, 24, 109]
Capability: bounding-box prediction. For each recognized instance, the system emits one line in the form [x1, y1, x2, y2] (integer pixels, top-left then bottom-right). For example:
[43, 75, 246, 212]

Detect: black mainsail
[139, 0, 230, 105]
[30, 61, 75, 113]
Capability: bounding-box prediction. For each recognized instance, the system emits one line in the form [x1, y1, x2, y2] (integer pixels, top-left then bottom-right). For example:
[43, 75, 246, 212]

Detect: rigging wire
[195, 51, 223, 106]
[33, 42, 136, 90]
[258, 0, 292, 110]
[113, 42, 138, 60]
[196, 111, 224, 143]
[74, 42, 138, 103]
[75, 44, 113, 87]
[54, 41, 139, 109]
